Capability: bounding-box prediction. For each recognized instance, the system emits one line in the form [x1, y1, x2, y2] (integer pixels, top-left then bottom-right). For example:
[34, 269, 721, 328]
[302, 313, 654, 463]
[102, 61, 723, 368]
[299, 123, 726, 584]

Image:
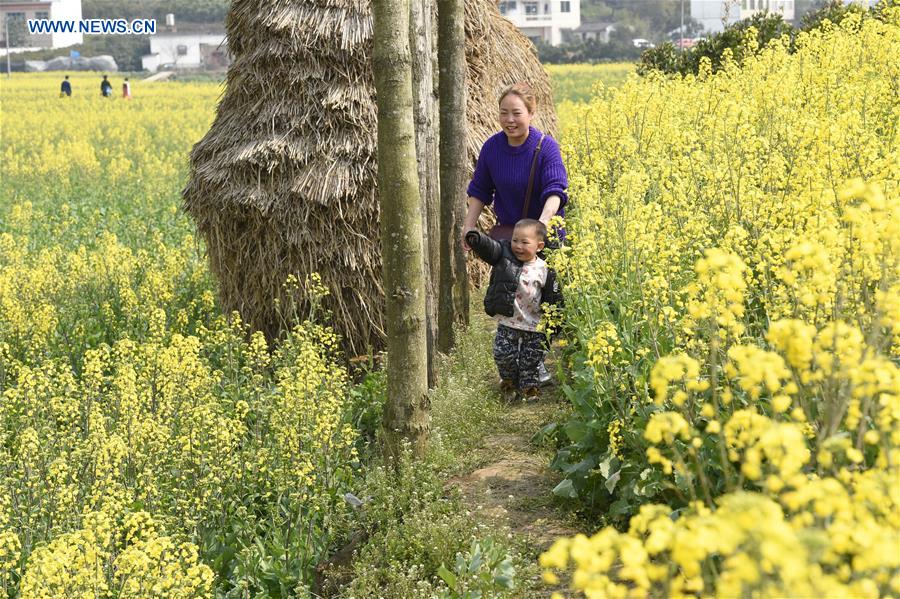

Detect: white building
[691, 0, 794, 33]
[142, 23, 228, 72]
[0, 0, 82, 54]
[498, 0, 581, 46]
[571, 21, 616, 44]
[741, 0, 794, 21]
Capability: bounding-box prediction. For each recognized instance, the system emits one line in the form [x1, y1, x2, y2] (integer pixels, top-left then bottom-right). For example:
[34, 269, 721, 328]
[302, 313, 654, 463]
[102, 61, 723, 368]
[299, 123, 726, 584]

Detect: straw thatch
[183, 0, 558, 357]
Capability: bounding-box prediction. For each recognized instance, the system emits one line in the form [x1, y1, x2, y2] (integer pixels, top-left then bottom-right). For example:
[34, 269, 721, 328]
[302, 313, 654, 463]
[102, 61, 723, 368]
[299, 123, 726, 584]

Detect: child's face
[511, 226, 544, 262]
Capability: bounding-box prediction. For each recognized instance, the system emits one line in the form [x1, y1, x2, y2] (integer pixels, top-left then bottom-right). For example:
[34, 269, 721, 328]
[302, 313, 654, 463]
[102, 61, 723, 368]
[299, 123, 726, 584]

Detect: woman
[463, 82, 568, 385]
[461, 82, 568, 249]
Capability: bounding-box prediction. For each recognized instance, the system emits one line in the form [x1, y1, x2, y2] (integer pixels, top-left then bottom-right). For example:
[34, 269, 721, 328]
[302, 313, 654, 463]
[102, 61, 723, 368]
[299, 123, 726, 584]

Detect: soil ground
[329, 306, 582, 597]
[445, 399, 577, 549]
[439, 310, 579, 596]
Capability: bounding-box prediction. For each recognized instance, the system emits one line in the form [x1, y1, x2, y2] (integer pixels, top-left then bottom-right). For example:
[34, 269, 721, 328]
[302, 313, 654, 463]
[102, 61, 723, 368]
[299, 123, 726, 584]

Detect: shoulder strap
[522, 133, 545, 220]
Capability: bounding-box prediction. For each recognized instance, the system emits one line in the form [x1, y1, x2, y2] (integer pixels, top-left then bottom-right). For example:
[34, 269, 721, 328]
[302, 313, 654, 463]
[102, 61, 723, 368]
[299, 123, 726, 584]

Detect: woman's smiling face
[499, 94, 533, 146]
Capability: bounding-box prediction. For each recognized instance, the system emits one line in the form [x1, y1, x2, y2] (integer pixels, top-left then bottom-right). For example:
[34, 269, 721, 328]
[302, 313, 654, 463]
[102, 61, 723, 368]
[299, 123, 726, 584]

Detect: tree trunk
[373, 0, 430, 459]
[437, 0, 470, 353]
[410, 0, 439, 387]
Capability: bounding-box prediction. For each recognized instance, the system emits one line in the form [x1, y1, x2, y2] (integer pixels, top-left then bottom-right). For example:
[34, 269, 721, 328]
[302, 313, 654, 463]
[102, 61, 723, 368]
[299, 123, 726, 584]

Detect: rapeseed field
[1, 73, 358, 596]
[1, 9, 898, 594]
[542, 12, 899, 598]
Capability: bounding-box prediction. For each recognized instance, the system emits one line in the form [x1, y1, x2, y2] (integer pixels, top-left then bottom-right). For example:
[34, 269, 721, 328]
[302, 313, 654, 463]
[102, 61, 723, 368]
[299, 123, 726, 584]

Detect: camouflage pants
[493, 324, 545, 390]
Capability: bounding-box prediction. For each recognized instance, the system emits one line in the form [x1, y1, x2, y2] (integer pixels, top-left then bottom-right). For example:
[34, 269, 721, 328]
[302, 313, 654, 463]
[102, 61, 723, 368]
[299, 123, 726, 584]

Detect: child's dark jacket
[465, 230, 564, 318]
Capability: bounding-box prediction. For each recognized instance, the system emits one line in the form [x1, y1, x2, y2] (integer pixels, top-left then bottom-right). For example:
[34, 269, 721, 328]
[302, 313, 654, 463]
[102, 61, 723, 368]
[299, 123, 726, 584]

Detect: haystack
[183, 0, 558, 357]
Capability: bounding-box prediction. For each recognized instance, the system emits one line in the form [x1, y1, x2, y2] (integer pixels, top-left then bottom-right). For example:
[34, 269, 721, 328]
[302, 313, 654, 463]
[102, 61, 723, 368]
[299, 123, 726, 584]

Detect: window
[525, 2, 538, 16]
[35, 11, 49, 20]
[508, 1, 516, 9]
[176, 44, 188, 56]
[4, 12, 27, 45]
[560, 1, 570, 12]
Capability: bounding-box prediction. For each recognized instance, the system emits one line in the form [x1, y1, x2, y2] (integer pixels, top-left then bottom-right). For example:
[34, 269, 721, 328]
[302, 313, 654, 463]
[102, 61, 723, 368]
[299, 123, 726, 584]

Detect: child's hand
[462, 229, 479, 251]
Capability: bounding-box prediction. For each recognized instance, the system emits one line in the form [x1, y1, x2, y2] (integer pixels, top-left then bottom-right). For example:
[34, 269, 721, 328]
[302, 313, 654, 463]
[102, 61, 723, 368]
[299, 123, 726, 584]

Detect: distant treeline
[638, 0, 897, 76]
[82, 0, 230, 23]
[537, 0, 857, 64]
[536, 35, 644, 65]
[8, 1, 230, 71]
[8, 37, 149, 72]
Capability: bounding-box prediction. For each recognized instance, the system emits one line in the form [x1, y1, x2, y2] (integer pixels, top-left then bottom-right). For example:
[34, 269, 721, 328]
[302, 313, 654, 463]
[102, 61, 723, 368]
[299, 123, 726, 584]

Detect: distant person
[100, 74, 113, 97]
[122, 77, 131, 100]
[60, 75, 72, 97]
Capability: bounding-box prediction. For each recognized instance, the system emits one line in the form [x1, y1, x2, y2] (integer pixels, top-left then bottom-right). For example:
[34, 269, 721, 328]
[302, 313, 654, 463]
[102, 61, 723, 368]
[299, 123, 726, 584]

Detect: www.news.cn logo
[27, 19, 157, 35]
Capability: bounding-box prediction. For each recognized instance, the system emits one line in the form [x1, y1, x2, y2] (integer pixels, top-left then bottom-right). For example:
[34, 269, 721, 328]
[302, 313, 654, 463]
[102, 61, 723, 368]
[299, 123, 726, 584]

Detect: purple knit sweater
[467, 126, 568, 225]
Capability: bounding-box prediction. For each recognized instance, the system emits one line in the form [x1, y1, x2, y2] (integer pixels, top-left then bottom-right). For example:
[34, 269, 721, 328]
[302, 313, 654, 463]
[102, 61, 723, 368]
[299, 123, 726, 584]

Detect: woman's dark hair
[498, 82, 537, 114]
[515, 218, 546, 239]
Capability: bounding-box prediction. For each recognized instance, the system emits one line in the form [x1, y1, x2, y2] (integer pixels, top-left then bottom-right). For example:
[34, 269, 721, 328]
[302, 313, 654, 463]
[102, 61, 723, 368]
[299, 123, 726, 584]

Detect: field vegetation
[0, 74, 529, 597]
[542, 9, 899, 597]
[1, 7, 898, 594]
[546, 63, 635, 104]
[0, 74, 366, 596]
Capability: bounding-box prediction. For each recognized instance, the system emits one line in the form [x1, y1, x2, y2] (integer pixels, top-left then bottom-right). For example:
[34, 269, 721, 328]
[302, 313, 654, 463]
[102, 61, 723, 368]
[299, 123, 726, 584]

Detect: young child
[465, 219, 563, 400]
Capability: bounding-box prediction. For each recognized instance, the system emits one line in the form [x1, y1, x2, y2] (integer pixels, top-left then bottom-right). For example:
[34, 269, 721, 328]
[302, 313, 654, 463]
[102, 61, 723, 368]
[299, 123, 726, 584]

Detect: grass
[327, 303, 546, 597]
[428, 308, 510, 475]
[324, 295, 585, 597]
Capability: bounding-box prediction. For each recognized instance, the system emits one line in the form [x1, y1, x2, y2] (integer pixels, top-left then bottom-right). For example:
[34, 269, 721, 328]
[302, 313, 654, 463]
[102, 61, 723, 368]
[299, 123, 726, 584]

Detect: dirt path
[439, 317, 578, 596]
[323, 307, 580, 597]
[446, 396, 577, 546]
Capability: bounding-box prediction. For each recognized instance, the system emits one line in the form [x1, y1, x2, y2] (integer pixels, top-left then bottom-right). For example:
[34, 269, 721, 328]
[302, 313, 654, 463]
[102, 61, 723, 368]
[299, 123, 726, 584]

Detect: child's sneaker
[521, 387, 540, 402]
[500, 379, 517, 402]
[537, 362, 553, 386]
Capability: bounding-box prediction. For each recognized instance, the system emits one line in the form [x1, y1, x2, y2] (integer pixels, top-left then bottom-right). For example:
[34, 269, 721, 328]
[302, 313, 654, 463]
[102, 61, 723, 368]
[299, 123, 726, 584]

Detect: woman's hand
[461, 228, 477, 251]
[461, 230, 470, 251]
[539, 195, 562, 225]
[462, 197, 486, 251]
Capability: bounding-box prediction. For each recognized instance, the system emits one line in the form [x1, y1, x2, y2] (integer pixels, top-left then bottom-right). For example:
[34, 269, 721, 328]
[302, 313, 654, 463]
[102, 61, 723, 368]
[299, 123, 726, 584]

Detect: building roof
[574, 21, 616, 33]
[154, 22, 226, 36]
[0, 1, 52, 8]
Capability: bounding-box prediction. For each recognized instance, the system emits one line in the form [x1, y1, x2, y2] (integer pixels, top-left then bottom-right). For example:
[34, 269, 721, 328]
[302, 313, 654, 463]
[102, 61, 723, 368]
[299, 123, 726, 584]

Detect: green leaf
[605, 469, 621, 493]
[494, 574, 514, 589]
[438, 565, 458, 591]
[468, 543, 483, 574]
[552, 478, 578, 498]
[564, 419, 588, 443]
[598, 456, 612, 479]
[609, 497, 633, 517]
[531, 421, 558, 444]
[562, 455, 597, 475]
[456, 552, 467, 573]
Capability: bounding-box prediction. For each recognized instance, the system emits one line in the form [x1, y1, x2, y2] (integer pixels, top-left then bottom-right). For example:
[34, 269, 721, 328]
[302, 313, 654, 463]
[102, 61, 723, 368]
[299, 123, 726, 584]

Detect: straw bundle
[463, 1, 557, 161]
[183, 0, 557, 357]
